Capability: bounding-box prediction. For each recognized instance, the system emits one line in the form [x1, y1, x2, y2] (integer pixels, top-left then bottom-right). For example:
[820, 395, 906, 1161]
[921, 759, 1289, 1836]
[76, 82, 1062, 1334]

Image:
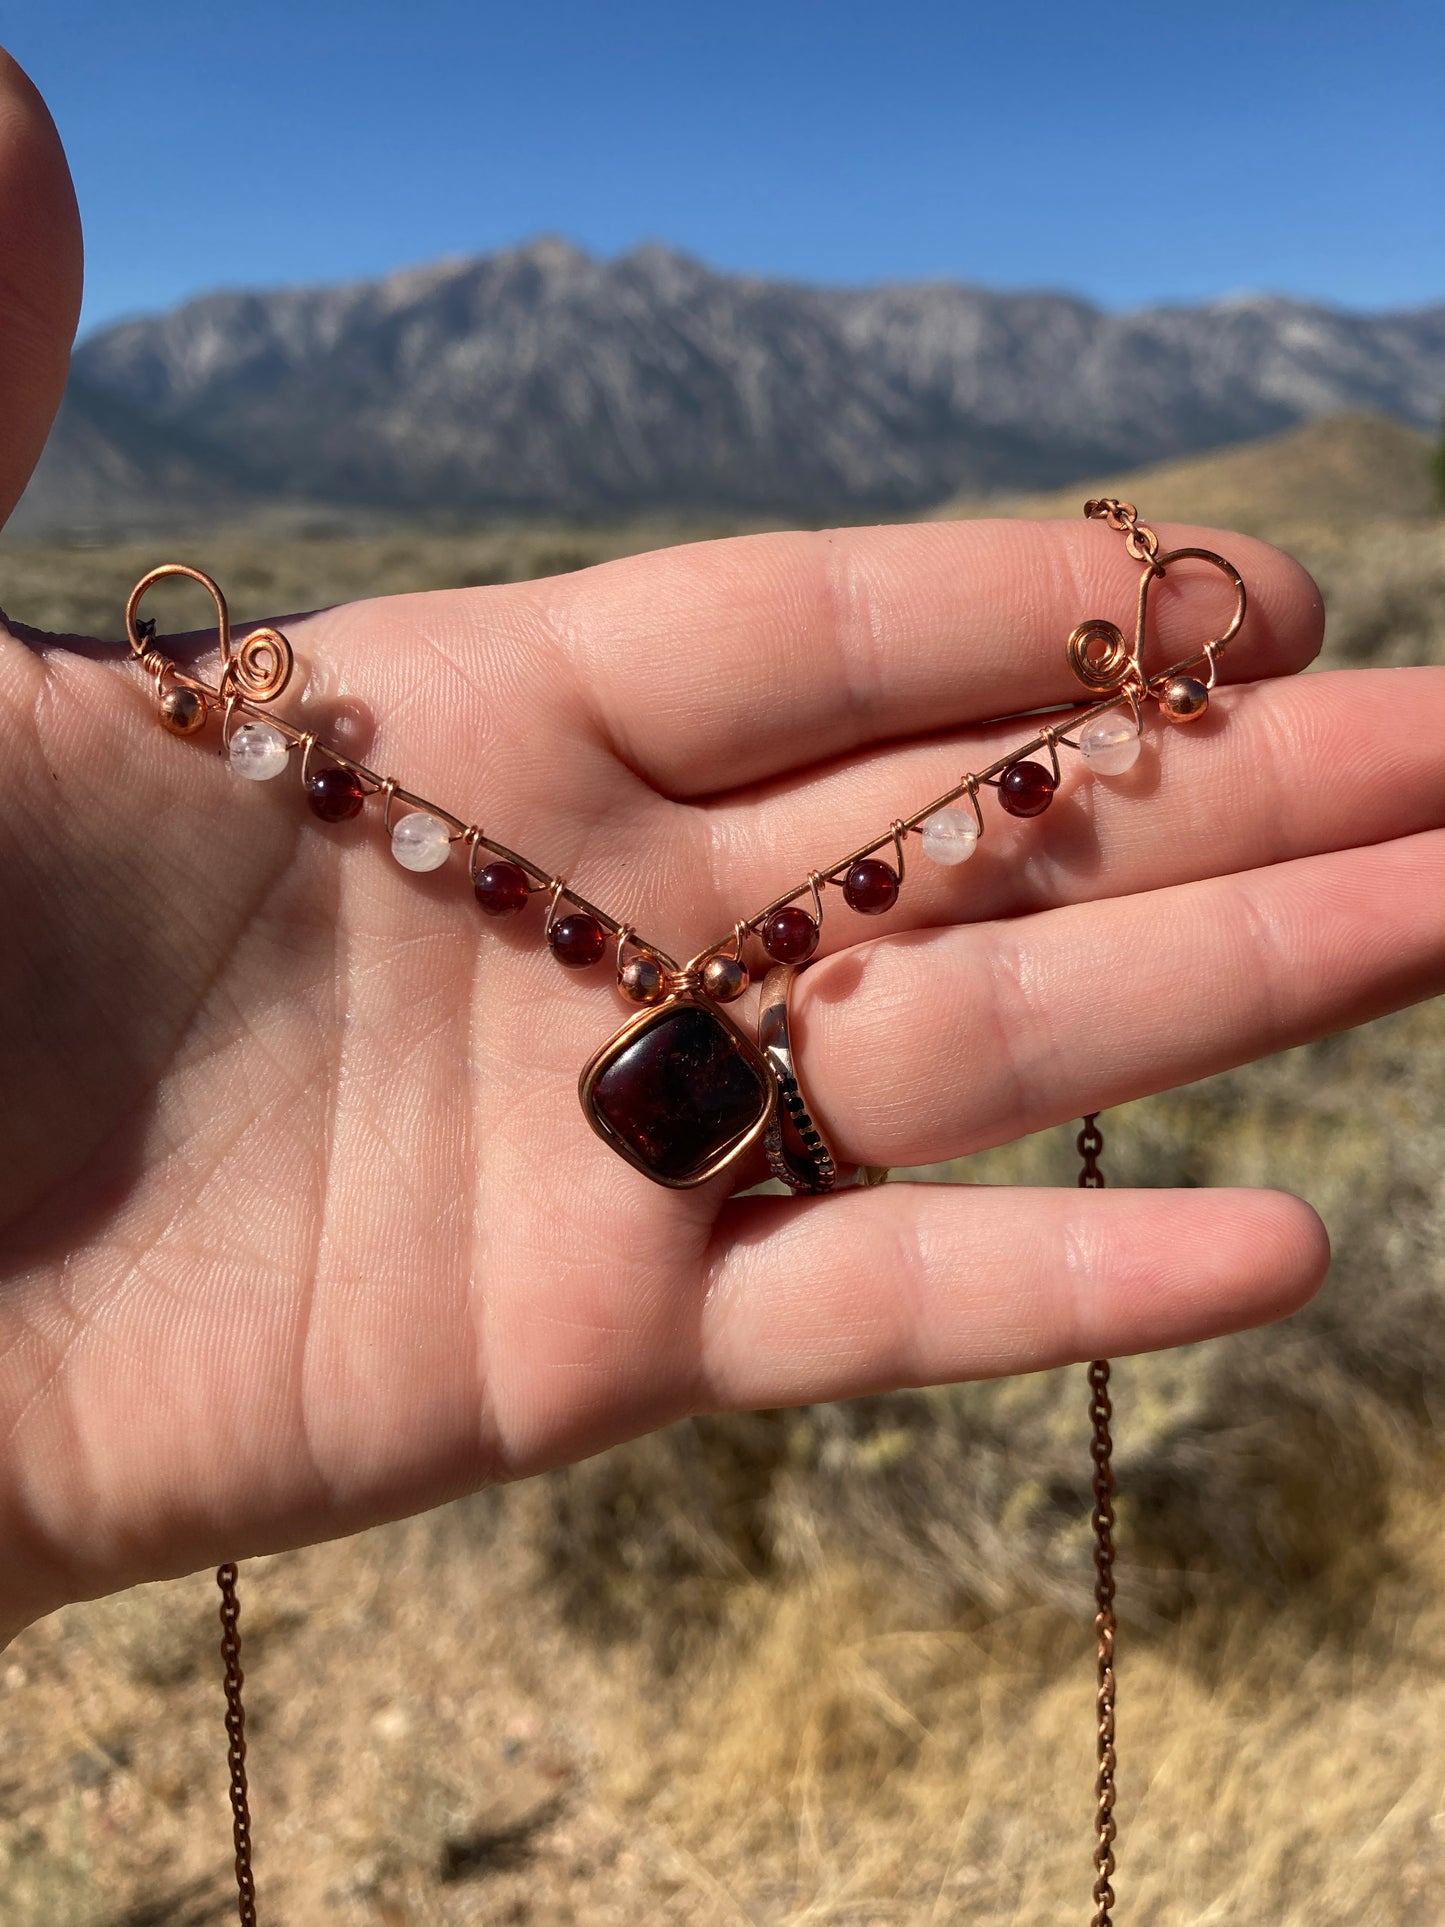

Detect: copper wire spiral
[127, 562, 291, 706]
[221, 623, 294, 704]
[1066, 616, 1136, 693]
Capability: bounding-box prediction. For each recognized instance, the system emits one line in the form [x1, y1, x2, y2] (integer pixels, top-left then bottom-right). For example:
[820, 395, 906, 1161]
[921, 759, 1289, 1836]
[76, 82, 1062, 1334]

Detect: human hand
[5, 51, 1443, 1644]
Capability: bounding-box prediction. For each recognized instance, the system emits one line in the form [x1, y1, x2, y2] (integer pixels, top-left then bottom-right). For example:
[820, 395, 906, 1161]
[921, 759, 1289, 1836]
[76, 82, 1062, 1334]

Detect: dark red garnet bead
[843, 857, 900, 915]
[761, 905, 820, 963]
[998, 760, 1057, 818]
[306, 766, 366, 822]
[550, 911, 608, 969]
[473, 859, 531, 916]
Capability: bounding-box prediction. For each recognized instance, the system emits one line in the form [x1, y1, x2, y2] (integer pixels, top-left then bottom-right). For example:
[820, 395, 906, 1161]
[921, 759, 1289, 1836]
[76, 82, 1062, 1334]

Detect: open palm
[5, 50, 1444, 1646]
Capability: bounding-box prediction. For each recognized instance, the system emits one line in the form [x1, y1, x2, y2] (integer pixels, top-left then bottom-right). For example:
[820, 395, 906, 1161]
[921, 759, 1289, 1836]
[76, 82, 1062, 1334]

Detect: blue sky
[3, 1, 1440, 336]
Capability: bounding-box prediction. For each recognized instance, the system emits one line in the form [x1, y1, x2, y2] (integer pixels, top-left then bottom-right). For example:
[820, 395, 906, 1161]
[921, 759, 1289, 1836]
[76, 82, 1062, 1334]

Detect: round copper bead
[842, 857, 899, 914]
[701, 953, 749, 1003]
[1162, 675, 1210, 722]
[550, 911, 608, 969]
[159, 686, 207, 736]
[998, 759, 1057, 817]
[761, 905, 820, 964]
[619, 955, 667, 1004]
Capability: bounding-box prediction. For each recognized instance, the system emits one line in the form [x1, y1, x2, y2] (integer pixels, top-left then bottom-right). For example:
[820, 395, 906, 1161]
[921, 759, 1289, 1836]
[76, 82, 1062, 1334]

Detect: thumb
[0, 47, 82, 529]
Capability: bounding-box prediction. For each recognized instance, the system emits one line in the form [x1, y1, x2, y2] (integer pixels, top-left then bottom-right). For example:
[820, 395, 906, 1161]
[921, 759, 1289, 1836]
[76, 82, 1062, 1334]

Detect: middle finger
[702, 666, 1445, 942]
[544, 517, 1320, 795]
[794, 825, 1445, 1169]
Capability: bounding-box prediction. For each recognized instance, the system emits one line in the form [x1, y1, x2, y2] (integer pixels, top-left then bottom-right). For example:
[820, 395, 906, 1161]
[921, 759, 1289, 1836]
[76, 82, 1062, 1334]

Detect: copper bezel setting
[577, 994, 778, 1190]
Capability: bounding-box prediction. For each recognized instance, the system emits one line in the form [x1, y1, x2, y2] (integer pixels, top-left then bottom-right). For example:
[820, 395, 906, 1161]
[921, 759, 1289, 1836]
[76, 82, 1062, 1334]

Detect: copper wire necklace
[121, 498, 1247, 1925]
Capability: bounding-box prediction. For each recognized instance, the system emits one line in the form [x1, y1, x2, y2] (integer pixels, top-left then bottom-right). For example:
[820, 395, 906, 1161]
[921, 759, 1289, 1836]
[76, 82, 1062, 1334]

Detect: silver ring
[757, 964, 839, 1194]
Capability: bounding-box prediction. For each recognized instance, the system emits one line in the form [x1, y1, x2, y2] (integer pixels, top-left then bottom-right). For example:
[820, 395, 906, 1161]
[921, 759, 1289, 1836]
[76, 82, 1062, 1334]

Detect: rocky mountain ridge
[12, 239, 1444, 532]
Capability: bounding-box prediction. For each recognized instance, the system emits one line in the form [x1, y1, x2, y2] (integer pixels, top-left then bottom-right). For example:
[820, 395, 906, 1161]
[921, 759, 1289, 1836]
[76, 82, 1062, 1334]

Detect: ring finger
[702, 666, 1445, 948]
[787, 826, 1445, 1168]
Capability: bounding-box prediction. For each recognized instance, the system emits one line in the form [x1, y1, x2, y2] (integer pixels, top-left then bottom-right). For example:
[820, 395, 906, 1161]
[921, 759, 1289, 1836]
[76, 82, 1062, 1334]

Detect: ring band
[757, 964, 839, 1194]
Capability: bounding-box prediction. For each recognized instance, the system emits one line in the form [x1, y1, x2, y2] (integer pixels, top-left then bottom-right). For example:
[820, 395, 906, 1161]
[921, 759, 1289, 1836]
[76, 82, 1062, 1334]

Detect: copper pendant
[578, 995, 776, 1188]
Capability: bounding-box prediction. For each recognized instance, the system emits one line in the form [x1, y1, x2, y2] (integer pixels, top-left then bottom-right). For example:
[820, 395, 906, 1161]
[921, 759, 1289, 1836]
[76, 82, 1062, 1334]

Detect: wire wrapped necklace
[122, 498, 1246, 1925]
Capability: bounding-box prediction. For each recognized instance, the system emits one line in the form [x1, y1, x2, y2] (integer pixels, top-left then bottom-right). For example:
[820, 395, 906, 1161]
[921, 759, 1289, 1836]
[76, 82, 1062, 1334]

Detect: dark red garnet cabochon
[587, 1002, 770, 1183]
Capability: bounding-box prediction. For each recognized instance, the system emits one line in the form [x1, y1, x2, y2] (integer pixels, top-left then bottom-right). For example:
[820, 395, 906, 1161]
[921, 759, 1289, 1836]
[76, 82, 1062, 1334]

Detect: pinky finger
[698, 1183, 1329, 1409]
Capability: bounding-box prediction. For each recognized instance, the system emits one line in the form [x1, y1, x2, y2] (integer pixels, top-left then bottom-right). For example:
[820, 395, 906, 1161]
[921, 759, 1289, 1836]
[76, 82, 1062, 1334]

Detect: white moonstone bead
[921, 807, 981, 866]
[228, 721, 291, 781]
[1078, 711, 1141, 776]
[390, 811, 452, 872]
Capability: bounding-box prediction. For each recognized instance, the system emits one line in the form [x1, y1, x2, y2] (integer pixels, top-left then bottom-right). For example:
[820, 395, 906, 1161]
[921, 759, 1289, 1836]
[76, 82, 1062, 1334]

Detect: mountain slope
[14, 240, 1445, 532]
[937, 413, 1438, 532]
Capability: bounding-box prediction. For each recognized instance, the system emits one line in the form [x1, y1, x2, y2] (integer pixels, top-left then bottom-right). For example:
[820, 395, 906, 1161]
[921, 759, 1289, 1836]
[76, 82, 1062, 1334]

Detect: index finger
[536, 517, 1324, 797]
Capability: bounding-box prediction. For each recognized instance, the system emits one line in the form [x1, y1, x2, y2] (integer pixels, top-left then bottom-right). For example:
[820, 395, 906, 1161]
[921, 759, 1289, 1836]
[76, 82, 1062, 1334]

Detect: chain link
[1077, 1113, 1106, 1187]
[1077, 1115, 1118, 1927]
[217, 1563, 259, 1926]
[1084, 495, 1160, 566]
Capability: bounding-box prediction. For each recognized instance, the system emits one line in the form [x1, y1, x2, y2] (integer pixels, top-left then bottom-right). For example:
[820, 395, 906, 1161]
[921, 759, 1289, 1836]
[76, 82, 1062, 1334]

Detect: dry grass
[6, 1437, 1445, 1926]
[643, 1480, 1445, 1927]
[0, 515, 761, 644]
[5, 436, 1445, 1922]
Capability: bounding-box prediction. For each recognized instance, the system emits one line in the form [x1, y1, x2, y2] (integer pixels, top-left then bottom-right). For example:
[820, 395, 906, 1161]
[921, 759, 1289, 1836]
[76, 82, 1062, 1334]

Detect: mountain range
[12, 239, 1445, 533]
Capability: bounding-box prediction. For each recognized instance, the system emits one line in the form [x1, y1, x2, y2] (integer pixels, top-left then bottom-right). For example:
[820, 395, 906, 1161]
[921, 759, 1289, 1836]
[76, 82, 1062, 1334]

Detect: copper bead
[701, 953, 749, 1003]
[1161, 676, 1209, 722]
[159, 686, 207, 736]
[619, 955, 667, 1004]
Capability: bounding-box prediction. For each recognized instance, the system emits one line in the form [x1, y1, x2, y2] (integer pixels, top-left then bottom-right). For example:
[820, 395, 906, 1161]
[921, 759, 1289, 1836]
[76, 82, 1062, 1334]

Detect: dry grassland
[4, 418, 1445, 1923]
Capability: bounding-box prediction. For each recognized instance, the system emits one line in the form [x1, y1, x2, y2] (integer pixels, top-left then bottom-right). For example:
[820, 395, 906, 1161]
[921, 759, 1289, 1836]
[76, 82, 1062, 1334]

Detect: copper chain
[1084, 495, 1159, 568]
[1077, 1114, 1118, 1927]
[1081, 494, 1144, 1927]
[217, 1563, 258, 1926]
